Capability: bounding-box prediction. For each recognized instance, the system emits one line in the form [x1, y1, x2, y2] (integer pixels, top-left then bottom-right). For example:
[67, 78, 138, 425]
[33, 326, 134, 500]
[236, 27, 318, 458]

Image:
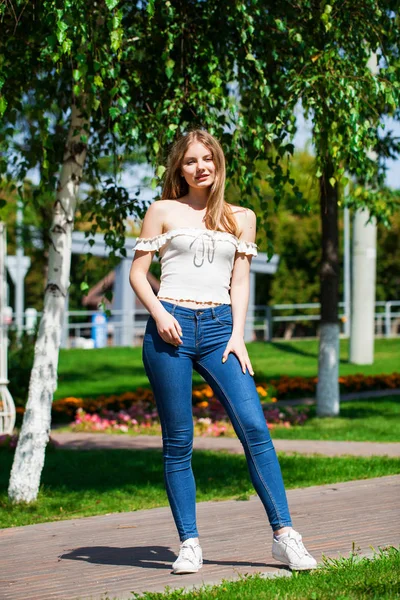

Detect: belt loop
[211, 307, 216, 319]
[171, 304, 177, 317]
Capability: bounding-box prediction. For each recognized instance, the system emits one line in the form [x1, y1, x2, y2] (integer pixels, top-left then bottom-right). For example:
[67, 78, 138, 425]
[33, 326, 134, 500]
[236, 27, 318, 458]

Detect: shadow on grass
[269, 341, 349, 365]
[57, 364, 152, 398]
[1, 450, 399, 497]
[58, 364, 147, 385]
[0, 450, 251, 495]
[305, 400, 400, 421]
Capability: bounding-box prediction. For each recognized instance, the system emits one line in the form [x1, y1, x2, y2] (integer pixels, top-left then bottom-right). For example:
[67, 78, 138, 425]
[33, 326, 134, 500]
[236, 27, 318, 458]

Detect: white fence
[3, 300, 400, 347]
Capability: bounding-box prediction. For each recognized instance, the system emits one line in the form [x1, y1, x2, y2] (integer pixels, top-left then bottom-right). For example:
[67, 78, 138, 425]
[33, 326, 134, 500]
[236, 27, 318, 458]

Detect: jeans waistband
[159, 299, 231, 320]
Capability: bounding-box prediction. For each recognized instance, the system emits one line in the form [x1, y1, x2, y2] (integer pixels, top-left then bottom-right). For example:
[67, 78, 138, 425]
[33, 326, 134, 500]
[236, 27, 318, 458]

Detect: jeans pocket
[214, 313, 233, 327]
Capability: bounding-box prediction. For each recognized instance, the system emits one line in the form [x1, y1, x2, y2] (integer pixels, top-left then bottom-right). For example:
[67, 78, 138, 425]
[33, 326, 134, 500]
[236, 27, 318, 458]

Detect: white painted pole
[15, 199, 24, 338]
[244, 271, 256, 342]
[349, 210, 377, 363]
[0, 222, 16, 434]
[343, 205, 351, 338]
[349, 52, 378, 365]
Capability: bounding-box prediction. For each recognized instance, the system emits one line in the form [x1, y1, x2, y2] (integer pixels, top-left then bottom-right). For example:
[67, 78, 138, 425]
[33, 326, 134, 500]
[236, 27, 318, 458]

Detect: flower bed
[267, 372, 400, 399]
[47, 372, 400, 421]
[70, 403, 309, 437]
[53, 382, 308, 437]
[12, 372, 399, 438]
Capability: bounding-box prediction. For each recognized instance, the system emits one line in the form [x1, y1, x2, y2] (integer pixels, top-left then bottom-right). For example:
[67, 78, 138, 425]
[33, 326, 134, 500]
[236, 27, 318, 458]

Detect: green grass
[0, 449, 399, 528]
[56, 338, 400, 400]
[270, 398, 400, 442]
[127, 546, 400, 600]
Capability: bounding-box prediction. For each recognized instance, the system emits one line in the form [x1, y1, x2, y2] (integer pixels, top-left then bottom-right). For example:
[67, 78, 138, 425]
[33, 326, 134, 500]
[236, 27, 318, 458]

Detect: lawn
[270, 398, 400, 442]
[0, 449, 399, 528]
[129, 546, 400, 600]
[56, 338, 400, 400]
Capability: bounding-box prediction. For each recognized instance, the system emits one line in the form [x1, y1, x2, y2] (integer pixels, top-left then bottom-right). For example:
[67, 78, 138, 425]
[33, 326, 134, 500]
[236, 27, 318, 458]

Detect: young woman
[129, 129, 317, 575]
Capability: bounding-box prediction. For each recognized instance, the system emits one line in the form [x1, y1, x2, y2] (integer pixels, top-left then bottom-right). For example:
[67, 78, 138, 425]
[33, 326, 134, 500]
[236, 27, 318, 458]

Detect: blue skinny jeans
[142, 300, 293, 541]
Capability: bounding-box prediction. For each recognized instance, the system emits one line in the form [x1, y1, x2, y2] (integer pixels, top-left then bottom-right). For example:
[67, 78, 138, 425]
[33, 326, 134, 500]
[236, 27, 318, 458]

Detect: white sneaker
[272, 529, 317, 570]
[172, 538, 203, 574]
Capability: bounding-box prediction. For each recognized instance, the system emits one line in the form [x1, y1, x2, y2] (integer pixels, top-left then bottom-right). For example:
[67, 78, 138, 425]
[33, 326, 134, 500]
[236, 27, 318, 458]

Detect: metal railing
[3, 300, 400, 346]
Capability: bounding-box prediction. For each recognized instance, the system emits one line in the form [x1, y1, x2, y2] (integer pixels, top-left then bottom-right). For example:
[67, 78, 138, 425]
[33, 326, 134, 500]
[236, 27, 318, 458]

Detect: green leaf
[0, 96, 7, 116]
[156, 165, 166, 178]
[80, 282, 89, 292]
[245, 53, 256, 62]
[275, 19, 286, 32]
[109, 107, 120, 119]
[165, 58, 175, 79]
[0, 199, 7, 209]
[329, 177, 336, 187]
[105, 0, 119, 9]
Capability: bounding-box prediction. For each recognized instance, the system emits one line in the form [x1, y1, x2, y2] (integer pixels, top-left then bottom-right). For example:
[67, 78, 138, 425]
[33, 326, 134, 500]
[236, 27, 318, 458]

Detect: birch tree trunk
[8, 101, 89, 503]
[316, 161, 340, 417]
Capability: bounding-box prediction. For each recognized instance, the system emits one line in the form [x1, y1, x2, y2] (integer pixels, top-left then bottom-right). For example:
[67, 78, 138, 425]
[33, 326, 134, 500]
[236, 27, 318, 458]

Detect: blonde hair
[161, 129, 241, 238]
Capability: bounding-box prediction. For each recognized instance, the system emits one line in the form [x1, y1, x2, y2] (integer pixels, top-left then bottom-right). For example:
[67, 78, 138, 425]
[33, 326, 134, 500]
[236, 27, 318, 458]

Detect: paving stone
[1, 475, 399, 600]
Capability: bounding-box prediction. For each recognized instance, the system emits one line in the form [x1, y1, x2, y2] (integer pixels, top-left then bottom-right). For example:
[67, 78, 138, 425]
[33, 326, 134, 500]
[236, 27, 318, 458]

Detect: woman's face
[180, 141, 216, 189]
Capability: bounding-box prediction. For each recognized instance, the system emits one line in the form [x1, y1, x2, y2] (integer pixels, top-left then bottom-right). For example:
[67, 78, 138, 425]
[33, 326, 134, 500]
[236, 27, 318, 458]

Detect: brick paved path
[51, 431, 400, 457]
[1, 475, 399, 600]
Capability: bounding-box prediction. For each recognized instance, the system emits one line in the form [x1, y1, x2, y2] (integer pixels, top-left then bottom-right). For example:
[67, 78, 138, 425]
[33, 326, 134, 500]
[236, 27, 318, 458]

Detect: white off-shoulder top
[133, 227, 258, 305]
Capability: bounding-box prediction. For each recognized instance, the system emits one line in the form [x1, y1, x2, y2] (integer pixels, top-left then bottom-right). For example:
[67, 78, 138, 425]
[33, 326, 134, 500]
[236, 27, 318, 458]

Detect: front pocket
[215, 313, 233, 326]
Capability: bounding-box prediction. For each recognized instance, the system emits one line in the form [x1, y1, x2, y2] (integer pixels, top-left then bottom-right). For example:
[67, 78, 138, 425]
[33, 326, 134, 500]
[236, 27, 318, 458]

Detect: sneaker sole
[272, 555, 317, 571]
[172, 565, 202, 575]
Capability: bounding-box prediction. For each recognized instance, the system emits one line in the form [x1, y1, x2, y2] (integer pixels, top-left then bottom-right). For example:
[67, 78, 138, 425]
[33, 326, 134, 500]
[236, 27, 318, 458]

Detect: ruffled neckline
[133, 226, 258, 255]
[164, 227, 240, 242]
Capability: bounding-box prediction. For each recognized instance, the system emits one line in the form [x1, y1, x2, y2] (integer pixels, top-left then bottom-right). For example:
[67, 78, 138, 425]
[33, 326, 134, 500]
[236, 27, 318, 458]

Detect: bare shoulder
[226, 203, 256, 241]
[139, 200, 169, 238]
[144, 199, 170, 218]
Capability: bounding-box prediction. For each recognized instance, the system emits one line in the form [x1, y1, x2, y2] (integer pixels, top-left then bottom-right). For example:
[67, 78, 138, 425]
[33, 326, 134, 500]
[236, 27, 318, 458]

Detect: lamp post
[0, 222, 16, 434]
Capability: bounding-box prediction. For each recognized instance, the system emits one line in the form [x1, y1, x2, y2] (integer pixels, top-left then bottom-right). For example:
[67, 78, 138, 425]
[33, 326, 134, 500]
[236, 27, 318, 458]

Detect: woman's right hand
[155, 311, 183, 346]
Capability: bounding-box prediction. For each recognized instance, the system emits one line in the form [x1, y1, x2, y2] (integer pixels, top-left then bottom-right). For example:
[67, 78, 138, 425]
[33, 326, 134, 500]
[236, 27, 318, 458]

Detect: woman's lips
[196, 175, 209, 180]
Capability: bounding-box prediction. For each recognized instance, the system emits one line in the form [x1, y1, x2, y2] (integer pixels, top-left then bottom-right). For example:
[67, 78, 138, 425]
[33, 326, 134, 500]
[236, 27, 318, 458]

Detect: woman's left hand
[221, 332, 255, 376]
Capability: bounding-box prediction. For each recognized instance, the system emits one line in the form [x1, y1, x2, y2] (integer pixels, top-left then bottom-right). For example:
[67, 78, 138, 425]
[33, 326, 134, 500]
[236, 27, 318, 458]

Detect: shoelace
[179, 543, 199, 565]
[287, 533, 312, 557]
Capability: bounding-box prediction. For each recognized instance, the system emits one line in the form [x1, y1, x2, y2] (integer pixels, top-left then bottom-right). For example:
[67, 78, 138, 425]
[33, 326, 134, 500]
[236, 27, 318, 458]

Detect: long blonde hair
[161, 129, 241, 238]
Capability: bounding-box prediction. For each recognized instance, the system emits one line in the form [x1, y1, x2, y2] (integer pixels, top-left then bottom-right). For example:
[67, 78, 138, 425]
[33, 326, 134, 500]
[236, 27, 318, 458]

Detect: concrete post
[244, 271, 256, 342]
[0, 222, 16, 434]
[349, 52, 378, 364]
[349, 209, 377, 364]
[15, 200, 25, 338]
[112, 258, 133, 346]
[343, 206, 351, 338]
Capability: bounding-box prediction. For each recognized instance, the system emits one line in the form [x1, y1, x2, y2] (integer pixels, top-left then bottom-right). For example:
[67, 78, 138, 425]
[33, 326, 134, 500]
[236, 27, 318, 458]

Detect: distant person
[129, 129, 317, 575]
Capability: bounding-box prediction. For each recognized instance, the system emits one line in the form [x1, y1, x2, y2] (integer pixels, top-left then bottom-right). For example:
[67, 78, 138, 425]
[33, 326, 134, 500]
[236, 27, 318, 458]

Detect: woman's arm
[129, 202, 166, 321]
[221, 208, 257, 375]
[129, 202, 183, 345]
[230, 208, 257, 337]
